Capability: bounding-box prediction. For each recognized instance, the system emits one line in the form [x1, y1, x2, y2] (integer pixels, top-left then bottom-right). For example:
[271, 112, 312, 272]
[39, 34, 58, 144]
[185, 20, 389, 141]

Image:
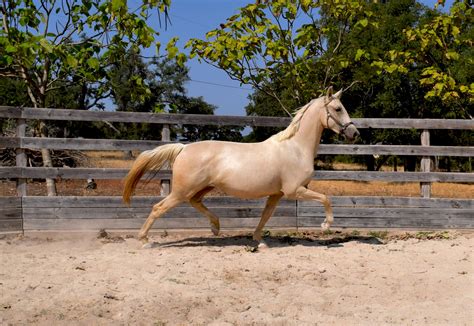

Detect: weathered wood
[4, 136, 473, 157]
[298, 196, 473, 209]
[22, 196, 296, 208]
[318, 144, 474, 157]
[2, 167, 473, 183]
[313, 171, 474, 183]
[298, 216, 472, 229]
[15, 119, 27, 196]
[0, 106, 22, 118]
[0, 219, 23, 231]
[0, 107, 290, 127]
[0, 197, 22, 232]
[13, 137, 171, 150]
[0, 137, 20, 148]
[1, 106, 473, 129]
[0, 167, 21, 178]
[0, 208, 22, 220]
[22, 196, 471, 210]
[160, 125, 171, 196]
[0, 167, 169, 179]
[420, 130, 432, 198]
[23, 216, 297, 231]
[0, 197, 22, 206]
[297, 206, 472, 218]
[23, 206, 296, 220]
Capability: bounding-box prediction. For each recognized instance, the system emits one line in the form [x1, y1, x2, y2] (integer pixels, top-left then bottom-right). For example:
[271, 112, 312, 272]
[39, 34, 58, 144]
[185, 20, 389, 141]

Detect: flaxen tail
[123, 143, 185, 205]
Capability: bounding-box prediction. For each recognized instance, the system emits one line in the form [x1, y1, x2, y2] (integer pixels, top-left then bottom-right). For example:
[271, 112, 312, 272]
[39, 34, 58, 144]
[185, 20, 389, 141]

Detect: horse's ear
[326, 86, 334, 98]
[334, 89, 343, 99]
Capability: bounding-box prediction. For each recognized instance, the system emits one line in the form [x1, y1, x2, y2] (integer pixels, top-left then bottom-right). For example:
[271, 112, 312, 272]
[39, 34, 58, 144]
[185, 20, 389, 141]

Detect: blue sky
[156, 0, 253, 116]
[152, 0, 455, 116]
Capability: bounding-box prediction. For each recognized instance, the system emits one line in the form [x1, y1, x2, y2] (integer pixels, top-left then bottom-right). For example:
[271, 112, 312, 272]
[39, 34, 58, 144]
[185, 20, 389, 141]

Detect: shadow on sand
[152, 232, 384, 249]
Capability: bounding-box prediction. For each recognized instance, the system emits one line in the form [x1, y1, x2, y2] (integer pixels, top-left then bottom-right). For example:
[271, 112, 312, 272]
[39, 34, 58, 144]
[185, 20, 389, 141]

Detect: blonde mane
[270, 100, 315, 142]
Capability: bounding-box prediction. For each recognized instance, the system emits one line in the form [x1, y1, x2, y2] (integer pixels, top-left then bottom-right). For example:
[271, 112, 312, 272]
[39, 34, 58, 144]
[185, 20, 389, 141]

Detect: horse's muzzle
[343, 124, 360, 141]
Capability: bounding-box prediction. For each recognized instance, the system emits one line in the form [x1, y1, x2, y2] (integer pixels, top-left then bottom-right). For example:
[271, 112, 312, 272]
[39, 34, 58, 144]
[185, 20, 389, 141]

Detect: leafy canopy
[0, 0, 180, 107]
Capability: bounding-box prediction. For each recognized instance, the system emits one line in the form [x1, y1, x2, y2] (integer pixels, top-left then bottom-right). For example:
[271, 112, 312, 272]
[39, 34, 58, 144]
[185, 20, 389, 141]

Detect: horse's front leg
[253, 193, 283, 249]
[293, 186, 333, 230]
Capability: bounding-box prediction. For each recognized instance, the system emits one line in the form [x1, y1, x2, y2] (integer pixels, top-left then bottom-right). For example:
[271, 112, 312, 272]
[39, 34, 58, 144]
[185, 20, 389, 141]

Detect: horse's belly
[213, 170, 281, 199]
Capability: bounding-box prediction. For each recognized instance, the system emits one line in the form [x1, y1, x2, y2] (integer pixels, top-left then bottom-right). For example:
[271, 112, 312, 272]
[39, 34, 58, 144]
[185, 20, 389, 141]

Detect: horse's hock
[0, 105, 473, 232]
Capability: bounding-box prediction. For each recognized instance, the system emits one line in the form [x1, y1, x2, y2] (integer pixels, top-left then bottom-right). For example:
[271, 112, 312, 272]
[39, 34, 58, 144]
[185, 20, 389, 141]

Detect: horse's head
[323, 87, 360, 141]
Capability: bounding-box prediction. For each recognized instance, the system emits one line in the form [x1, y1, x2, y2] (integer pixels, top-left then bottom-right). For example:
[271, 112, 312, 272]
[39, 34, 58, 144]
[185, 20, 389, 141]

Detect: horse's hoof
[211, 224, 220, 236]
[258, 241, 269, 250]
[321, 222, 331, 231]
[142, 242, 157, 249]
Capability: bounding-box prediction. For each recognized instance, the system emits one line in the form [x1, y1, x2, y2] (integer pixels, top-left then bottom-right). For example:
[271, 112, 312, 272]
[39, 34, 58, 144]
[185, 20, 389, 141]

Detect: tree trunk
[39, 120, 57, 196]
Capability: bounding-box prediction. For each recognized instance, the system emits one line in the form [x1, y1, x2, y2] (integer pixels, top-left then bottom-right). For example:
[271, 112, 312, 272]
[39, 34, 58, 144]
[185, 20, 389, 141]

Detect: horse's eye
[335, 107, 342, 112]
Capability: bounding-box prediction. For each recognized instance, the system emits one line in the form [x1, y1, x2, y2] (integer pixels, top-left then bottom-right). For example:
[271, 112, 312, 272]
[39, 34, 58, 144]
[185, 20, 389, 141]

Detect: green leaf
[66, 55, 78, 68]
[111, 0, 126, 11]
[87, 57, 100, 70]
[5, 45, 17, 53]
[39, 38, 53, 53]
[355, 49, 365, 61]
[358, 19, 368, 28]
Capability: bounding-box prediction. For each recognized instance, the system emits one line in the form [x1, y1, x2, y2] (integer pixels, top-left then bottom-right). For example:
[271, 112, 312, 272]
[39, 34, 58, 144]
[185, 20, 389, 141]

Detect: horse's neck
[291, 104, 324, 157]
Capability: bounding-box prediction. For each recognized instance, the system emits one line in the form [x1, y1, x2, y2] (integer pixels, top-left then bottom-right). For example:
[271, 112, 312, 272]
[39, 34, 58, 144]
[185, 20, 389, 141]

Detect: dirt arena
[1, 230, 472, 325]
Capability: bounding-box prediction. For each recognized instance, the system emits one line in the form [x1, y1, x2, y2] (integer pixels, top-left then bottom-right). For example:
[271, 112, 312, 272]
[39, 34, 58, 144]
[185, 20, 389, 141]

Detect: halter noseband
[325, 106, 354, 135]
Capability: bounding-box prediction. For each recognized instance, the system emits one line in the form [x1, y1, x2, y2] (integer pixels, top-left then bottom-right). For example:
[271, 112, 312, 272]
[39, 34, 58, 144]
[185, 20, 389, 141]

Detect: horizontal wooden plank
[298, 216, 473, 229]
[1, 106, 473, 130]
[3, 136, 472, 157]
[2, 167, 473, 183]
[0, 137, 20, 148]
[297, 207, 473, 218]
[0, 208, 22, 220]
[318, 144, 474, 157]
[22, 196, 296, 208]
[353, 118, 473, 130]
[21, 196, 472, 210]
[0, 107, 290, 127]
[298, 196, 473, 209]
[313, 171, 474, 183]
[23, 216, 297, 231]
[23, 206, 296, 220]
[0, 219, 22, 231]
[0, 197, 21, 207]
[0, 167, 168, 180]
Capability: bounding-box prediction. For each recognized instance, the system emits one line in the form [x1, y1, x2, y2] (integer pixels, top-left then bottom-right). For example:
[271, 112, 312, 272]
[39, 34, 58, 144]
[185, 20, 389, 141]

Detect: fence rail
[2, 137, 474, 156]
[1, 106, 473, 129]
[0, 106, 472, 232]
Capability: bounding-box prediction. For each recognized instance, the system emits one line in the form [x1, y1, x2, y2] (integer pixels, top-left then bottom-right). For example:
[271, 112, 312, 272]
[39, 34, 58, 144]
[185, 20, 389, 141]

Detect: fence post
[160, 124, 170, 196]
[16, 118, 27, 196]
[420, 129, 431, 198]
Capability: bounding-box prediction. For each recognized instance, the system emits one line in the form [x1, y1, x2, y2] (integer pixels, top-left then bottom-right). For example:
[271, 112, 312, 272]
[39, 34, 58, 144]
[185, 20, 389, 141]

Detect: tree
[373, 0, 473, 107]
[187, 0, 377, 113]
[107, 50, 242, 142]
[0, 0, 174, 195]
[170, 95, 243, 142]
[107, 49, 189, 140]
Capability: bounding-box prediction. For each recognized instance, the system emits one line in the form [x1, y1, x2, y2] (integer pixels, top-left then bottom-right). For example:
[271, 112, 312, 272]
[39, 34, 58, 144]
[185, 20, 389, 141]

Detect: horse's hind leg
[138, 194, 182, 247]
[189, 186, 220, 236]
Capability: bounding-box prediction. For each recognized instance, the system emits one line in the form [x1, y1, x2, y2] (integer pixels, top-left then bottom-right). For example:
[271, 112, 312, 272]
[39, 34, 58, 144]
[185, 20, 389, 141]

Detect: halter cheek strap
[325, 106, 354, 135]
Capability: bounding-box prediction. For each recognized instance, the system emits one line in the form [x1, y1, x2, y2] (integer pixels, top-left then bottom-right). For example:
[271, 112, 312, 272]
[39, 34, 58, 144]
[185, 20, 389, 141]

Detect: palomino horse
[123, 87, 359, 248]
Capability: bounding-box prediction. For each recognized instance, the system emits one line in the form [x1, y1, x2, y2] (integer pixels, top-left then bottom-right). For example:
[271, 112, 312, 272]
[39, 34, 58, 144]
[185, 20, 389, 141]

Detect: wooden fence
[0, 106, 473, 233]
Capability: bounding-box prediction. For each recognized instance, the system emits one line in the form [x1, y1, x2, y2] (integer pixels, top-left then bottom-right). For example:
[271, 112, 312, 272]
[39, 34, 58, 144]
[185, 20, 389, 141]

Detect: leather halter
[325, 105, 354, 135]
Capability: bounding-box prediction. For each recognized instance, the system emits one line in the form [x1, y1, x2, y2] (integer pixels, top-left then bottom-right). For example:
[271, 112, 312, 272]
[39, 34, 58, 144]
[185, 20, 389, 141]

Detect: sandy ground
[1, 230, 473, 325]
